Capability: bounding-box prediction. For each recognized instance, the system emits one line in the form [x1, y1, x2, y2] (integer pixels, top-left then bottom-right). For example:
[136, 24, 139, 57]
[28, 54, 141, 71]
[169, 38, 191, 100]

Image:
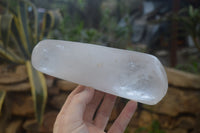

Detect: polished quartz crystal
[31, 40, 168, 105]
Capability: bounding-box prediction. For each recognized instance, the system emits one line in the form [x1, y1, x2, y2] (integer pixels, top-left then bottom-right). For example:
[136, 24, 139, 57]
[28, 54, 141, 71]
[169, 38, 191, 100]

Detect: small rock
[23, 119, 39, 133]
[175, 116, 196, 129]
[157, 115, 174, 129]
[49, 93, 68, 109]
[48, 87, 60, 96]
[143, 87, 200, 116]
[5, 120, 22, 133]
[0, 65, 28, 84]
[165, 67, 200, 89]
[57, 80, 78, 92]
[40, 111, 59, 132]
[10, 94, 34, 116]
[138, 111, 153, 127]
[125, 127, 138, 133]
[45, 75, 55, 88]
[16, 65, 27, 75]
[0, 82, 30, 91]
[164, 128, 187, 133]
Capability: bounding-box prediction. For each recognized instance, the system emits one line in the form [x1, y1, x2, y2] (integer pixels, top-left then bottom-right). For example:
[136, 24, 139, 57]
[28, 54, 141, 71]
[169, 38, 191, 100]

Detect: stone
[164, 128, 187, 133]
[165, 67, 200, 89]
[23, 119, 39, 133]
[32, 40, 168, 105]
[143, 87, 200, 116]
[40, 111, 59, 132]
[49, 93, 68, 109]
[175, 116, 196, 129]
[45, 75, 55, 88]
[48, 87, 60, 96]
[56, 80, 78, 92]
[0, 65, 28, 84]
[9, 94, 34, 116]
[132, 110, 173, 129]
[0, 82, 30, 91]
[5, 120, 22, 133]
[0, 112, 10, 133]
[138, 111, 154, 127]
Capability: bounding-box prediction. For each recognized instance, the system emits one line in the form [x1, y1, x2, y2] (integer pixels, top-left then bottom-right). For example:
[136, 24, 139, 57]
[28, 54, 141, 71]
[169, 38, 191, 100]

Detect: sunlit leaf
[26, 61, 47, 124]
[40, 10, 62, 40]
[19, 1, 32, 49]
[0, 91, 6, 115]
[24, 0, 39, 46]
[11, 16, 29, 59]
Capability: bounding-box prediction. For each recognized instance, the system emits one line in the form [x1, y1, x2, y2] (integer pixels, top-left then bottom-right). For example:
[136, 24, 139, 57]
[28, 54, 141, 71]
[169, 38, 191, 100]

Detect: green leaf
[24, 0, 38, 46]
[0, 91, 6, 115]
[18, 1, 31, 55]
[0, 0, 18, 16]
[11, 16, 29, 59]
[0, 40, 24, 63]
[0, 14, 13, 49]
[26, 61, 47, 124]
[11, 1, 31, 59]
[40, 10, 62, 40]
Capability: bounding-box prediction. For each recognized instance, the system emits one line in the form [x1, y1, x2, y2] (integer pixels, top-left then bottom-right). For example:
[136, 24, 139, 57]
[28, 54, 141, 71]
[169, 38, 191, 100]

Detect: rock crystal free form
[31, 40, 168, 105]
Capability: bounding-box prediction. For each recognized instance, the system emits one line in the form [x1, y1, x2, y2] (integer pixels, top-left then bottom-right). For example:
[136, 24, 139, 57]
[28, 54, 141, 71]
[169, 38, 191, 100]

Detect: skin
[53, 85, 137, 133]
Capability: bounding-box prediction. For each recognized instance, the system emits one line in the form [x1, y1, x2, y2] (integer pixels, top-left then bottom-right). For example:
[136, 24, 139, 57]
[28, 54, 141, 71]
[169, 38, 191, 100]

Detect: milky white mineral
[31, 40, 168, 105]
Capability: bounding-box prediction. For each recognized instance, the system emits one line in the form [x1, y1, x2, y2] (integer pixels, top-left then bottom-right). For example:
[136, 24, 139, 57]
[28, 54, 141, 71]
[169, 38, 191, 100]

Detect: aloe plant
[0, 0, 62, 124]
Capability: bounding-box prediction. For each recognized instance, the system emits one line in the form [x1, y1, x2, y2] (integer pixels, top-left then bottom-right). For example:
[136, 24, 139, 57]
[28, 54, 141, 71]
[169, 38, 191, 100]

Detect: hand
[53, 85, 137, 133]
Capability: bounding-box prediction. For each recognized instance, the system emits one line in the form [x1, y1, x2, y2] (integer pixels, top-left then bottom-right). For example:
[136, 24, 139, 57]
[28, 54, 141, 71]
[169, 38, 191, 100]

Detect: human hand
[53, 85, 137, 133]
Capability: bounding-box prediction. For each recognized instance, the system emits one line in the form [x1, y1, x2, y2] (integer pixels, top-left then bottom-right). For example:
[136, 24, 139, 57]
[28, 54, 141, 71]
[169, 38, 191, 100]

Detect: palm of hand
[54, 86, 137, 133]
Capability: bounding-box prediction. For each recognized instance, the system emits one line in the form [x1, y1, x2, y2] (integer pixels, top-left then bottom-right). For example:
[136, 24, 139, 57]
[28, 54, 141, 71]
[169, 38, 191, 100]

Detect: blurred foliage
[50, 0, 133, 49]
[134, 120, 165, 133]
[178, 5, 200, 51]
[0, 0, 61, 124]
[176, 57, 200, 74]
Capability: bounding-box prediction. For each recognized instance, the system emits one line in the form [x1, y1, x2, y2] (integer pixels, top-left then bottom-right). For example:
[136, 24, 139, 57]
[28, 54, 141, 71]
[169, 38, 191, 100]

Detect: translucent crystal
[31, 40, 168, 105]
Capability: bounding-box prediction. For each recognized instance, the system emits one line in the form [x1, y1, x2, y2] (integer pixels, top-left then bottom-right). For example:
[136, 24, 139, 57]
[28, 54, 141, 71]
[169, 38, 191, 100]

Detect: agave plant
[0, 0, 62, 124]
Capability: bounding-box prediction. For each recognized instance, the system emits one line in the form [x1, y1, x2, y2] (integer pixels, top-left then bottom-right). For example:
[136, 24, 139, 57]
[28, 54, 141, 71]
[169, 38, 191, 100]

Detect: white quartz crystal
[31, 40, 168, 105]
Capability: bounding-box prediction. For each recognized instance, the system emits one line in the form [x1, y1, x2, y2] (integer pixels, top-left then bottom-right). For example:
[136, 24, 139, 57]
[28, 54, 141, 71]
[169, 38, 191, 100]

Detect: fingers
[56, 86, 94, 127]
[67, 86, 95, 122]
[108, 101, 137, 133]
[84, 90, 105, 122]
[94, 94, 117, 130]
[54, 86, 94, 133]
[59, 85, 85, 115]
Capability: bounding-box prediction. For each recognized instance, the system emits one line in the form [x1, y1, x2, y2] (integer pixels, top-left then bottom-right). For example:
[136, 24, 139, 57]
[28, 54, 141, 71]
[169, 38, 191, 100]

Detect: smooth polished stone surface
[32, 40, 168, 105]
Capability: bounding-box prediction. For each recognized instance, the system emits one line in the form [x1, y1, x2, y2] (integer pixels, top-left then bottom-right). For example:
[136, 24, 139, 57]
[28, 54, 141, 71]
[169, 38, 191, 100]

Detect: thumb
[54, 87, 94, 133]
